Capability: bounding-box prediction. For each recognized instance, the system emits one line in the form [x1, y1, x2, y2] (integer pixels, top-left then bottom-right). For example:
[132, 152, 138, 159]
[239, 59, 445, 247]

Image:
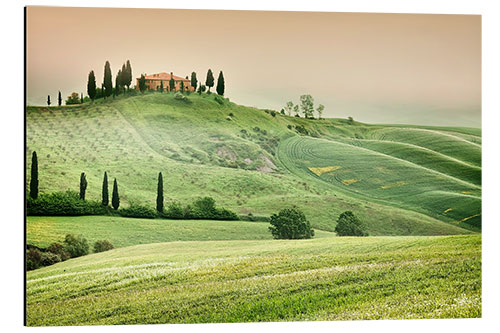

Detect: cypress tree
[58, 91, 62, 106]
[112, 178, 120, 210]
[205, 69, 214, 92]
[139, 74, 146, 93]
[101, 171, 109, 206]
[87, 70, 97, 100]
[169, 76, 175, 92]
[156, 172, 164, 213]
[216, 71, 225, 96]
[47, 95, 51, 106]
[79, 172, 87, 200]
[125, 60, 132, 90]
[103, 61, 113, 98]
[115, 69, 122, 97]
[81, 93, 84, 103]
[29, 151, 38, 199]
[190, 72, 197, 92]
[180, 81, 185, 93]
[160, 80, 164, 92]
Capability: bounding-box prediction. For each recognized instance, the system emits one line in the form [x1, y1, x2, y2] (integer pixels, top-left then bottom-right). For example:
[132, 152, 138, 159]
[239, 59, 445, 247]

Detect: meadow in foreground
[26, 234, 481, 326]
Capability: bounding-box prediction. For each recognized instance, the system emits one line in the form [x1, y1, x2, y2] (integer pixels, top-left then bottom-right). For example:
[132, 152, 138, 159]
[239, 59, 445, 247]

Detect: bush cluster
[94, 240, 114, 253]
[179, 197, 238, 220]
[27, 191, 108, 216]
[27, 235, 115, 271]
[118, 204, 157, 219]
[64, 234, 89, 258]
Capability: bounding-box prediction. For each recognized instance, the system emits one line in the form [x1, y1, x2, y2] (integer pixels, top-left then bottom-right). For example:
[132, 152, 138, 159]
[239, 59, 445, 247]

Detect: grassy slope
[26, 216, 334, 249]
[26, 234, 481, 325]
[26, 93, 480, 234]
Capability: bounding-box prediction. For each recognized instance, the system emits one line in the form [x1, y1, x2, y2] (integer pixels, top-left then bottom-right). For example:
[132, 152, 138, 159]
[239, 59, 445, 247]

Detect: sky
[26, 6, 481, 127]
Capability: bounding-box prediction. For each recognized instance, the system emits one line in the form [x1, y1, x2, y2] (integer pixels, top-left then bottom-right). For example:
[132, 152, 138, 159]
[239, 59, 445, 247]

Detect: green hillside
[26, 234, 481, 325]
[26, 93, 481, 234]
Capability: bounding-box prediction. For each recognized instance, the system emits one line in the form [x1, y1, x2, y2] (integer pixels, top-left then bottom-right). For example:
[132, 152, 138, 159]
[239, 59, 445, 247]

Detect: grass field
[26, 93, 481, 235]
[26, 234, 481, 326]
[26, 215, 335, 249]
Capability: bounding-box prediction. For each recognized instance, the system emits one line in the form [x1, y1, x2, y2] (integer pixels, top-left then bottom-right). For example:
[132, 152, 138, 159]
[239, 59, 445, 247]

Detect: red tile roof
[139, 72, 190, 81]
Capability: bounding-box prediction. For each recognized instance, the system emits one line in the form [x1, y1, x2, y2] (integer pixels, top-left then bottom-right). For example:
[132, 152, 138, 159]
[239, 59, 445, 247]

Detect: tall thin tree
[29, 151, 38, 199]
[81, 93, 84, 103]
[180, 81, 185, 93]
[125, 60, 132, 90]
[87, 70, 97, 101]
[156, 172, 164, 213]
[139, 74, 146, 94]
[101, 171, 109, 206]
[190, 72, 197, 92]
[58, 91, 62, 106]
[79, 172, 87, 200]
[114, 69, 122, 97]
[169, 75, 175, 92]
[216, 71, 225, 96]
[47, 95, 51, 106]
[205, 69, 214, 92]
[103, 61, 113, 98]
[112, 178, 120, 210]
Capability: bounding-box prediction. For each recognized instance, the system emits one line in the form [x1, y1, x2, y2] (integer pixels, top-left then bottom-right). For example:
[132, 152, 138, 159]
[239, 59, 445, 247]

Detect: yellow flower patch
[308, 166, 342, 176]
[342, 179, 359, 186]
[380, 181, 407, 190]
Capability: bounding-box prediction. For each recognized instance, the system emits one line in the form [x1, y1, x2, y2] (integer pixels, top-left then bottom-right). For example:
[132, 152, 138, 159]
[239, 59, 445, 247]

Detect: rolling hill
[26, 234, 481, 325]
[26, 92, 481, 234]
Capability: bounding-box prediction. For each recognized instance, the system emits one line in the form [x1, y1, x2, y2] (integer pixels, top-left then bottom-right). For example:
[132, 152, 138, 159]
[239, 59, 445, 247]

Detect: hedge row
[27, 192, 239, 221]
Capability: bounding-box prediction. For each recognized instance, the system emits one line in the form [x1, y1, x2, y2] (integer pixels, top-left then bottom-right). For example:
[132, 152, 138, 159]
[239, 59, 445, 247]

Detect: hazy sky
[26, 7, 481, 127]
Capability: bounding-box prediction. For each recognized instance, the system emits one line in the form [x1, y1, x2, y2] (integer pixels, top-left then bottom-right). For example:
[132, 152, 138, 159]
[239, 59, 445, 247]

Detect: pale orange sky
[26, 6, 481, 126]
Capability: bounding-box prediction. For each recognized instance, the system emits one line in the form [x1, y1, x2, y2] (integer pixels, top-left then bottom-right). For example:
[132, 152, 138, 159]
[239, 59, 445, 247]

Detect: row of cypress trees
[29, 151, 164, 213]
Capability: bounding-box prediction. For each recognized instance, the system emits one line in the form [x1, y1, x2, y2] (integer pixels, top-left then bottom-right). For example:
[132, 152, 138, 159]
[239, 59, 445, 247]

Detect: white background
[1, 0, 498, 332]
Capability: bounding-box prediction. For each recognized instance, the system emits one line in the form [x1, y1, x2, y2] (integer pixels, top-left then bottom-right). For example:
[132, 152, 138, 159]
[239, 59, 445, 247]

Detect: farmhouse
[136, 72, 194, 92]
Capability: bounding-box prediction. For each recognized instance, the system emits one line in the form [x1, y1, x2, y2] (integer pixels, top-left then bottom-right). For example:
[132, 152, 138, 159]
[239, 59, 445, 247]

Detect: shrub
[64, 234, 89, 258]
[270, 111, 276, 117]
[228, 112, 234, 117]
[165, 201, 184, 219]
[40, 252, 61, 266]
[334, 211, 368, 236]
[217, 208, 239, 220]
[182, 197, 239, 220]
[191, 197, 218, 218]
[347, 116, 354, 124]
[94, 240, 114, 253]
[26, 248, 42, 270]
[269, 208, 314, 239]
[287, 124, 292, 130]
[47, 242, 71, 261]
[174, 92, 191, 103]
[27, 191, 108, 216]
[118, 204, 157, 219]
